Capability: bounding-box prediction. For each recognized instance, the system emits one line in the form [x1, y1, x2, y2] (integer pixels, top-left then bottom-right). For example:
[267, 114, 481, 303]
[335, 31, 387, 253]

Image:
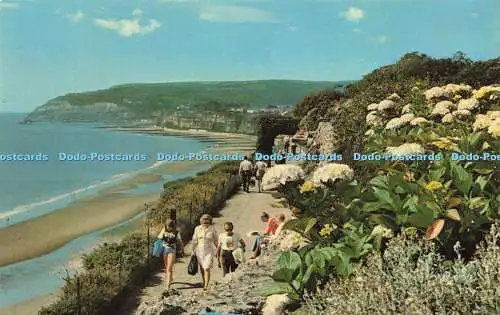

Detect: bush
[39, 161, 241, 315]
[299, 224, 500, 315]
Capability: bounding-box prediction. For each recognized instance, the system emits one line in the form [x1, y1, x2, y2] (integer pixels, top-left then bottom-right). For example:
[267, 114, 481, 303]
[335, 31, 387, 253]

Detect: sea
[0, 113, 212, 309]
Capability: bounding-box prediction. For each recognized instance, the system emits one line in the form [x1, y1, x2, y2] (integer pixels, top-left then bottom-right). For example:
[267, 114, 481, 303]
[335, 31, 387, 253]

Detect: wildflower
[299, 181, 315, 193]
[425, 181, 443, 191]
[457, 98, 480, 111]
[482, 141, 491, 149]
[279, 231, 308, 251]
[452, 109, 472, 118]
[378, 99, 396, 111]
[441, 114, 454, 123]
[401, 104, 412, 114]
[365, 129, 375, 137]
[400, 113, 415, 123]
[319, 224, 336, 237]
[367, 103, 379, 111]
[371, 225, 393, 238]
[312, 163, 354, 186]
[410, 117, 429, 126]
[431, 101, 454, 116]
[386, 143, 425, 155]
[261, 164, 305, 188]
[431, 137, 459, 150]
[447, 196, 462, 208]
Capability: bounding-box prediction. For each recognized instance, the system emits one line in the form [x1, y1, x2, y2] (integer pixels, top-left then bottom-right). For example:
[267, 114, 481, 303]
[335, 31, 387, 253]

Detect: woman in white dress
[191, 214, 218, 290]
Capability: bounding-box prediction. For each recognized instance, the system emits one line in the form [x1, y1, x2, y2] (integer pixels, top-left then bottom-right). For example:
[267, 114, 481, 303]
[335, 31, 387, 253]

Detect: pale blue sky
[1, 0, 499, 112]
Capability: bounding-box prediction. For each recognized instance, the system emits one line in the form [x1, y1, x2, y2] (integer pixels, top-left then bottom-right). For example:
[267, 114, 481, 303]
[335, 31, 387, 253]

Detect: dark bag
[152, 239, 164, 258]
[188, 254, 198, 275]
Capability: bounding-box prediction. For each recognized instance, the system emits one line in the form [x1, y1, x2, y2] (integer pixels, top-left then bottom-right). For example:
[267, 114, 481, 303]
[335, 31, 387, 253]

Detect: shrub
[298, 223, 500, 315]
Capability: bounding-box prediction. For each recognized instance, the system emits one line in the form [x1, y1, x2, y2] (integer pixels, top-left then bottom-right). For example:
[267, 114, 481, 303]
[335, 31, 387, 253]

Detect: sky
[1, 0, 499, 113]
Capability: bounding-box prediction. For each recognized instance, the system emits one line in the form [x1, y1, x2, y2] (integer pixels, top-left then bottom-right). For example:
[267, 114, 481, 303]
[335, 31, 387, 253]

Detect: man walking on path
[239, 156, 253, 193]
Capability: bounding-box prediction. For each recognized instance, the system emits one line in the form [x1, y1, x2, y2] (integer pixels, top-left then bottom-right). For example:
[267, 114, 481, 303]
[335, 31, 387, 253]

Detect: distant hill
[24, 80, 352, 125]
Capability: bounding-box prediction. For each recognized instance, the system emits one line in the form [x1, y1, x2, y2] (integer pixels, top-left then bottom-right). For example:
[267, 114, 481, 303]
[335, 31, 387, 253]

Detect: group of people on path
[238, 155, 267, 193]
[156, 211, 287, 292]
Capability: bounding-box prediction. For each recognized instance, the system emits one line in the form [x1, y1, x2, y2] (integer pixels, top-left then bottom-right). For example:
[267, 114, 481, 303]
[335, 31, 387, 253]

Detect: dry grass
[298, 224, 500, 315]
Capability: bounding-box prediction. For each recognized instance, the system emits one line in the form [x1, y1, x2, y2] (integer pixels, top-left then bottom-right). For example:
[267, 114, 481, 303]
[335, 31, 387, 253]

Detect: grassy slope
[50, 80, 352, 114]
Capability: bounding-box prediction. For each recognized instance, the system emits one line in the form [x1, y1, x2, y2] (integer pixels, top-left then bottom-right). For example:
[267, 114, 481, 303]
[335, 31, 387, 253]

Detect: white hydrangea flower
[431, 101, 454, 116]
[261, 164, 304, 188]
[312, 163, 354, 186]
[366, 111, 382, 126]
[443, 83, 472, 96]
[424, 86, 447, 100]
[457, 98, 480, 111]
[452, 109, 472, 118]
[400, 113, 415, 123]
[386, 143, 425, 155]
[367, 103, 379, 111]
[279, 231, 308, 251]
[387, 93, 401, 102]
[473, 86, 500, 101]
[365, 129, 375, 136]
[378, 99, 396, 111]
[473, 114, 490, 131]
[401, 104, 412, 114]
[487, 111, 500, 120]
[453, 94, 463, 101]
[410, 117, 429, 126]
[385, 118, 404, 130]
[442, 113, 454, 123]
[371, 225, 394, 238]
[488, 121, 500, 138]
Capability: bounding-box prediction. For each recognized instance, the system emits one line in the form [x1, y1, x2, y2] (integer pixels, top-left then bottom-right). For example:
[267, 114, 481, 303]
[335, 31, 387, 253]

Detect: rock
[262, 294, 291, 315]
[312, 122, 339, 155]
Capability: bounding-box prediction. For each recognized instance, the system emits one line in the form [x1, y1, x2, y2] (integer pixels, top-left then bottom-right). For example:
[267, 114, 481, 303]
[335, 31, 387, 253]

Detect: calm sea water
[0, 113, 206, 224]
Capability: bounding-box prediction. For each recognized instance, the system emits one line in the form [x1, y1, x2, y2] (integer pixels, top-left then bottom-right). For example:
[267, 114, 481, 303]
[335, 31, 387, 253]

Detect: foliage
[39, 161, 241, 315]
[255, 115, 300, 154]
[298, 223, 500, 315]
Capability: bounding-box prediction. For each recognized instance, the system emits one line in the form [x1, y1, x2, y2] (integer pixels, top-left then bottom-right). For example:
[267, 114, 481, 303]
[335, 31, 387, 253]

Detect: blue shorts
[163, 245, 176, 256]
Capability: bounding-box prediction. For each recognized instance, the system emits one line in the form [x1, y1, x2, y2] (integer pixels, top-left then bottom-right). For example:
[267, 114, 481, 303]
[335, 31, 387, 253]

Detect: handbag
[152, 239, 164, 258]
[187, 254, 198, 275]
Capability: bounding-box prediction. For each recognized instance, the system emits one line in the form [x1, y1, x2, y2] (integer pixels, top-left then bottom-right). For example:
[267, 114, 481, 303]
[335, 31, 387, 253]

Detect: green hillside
[52, 80, 350, 113]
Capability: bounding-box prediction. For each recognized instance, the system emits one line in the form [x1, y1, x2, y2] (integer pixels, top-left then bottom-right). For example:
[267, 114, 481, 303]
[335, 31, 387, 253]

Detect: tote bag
[152, 239, 164, 258]
[187, 254, 198, 275]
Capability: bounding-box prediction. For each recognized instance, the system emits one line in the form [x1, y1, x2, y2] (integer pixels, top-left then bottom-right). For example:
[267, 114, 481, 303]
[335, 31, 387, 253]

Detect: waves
[0, 160, 170, 221]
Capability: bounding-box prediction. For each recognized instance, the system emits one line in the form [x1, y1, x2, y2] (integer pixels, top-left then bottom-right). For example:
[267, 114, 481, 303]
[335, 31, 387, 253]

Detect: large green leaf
[450, 163, 473, 195]
[369, 176, 389, 190]
[407, 204, 436, 228]
[272, 269, 295, 283]
[304, 218, 318, 234]
[428, 167, 446, 182]
[362, 200, 390, 212]
[372, 187, 394, 206]
[276, 251, 302, 280]
[259, 282, 295, 297]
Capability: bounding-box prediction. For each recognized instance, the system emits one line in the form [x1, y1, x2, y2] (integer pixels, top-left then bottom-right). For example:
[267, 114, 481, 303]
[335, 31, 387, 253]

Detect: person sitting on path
[157, 219, 184, 291]
[191, 214, 218, 290]
[216, 222, 246, 277]
[249, 212, 281, 259]
[239, 156, 253, 193]
[254, 160, 267, 193]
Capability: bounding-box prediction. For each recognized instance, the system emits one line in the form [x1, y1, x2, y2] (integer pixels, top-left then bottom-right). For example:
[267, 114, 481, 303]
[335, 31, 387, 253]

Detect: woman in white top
[157, 219, 184, 291]
[216, 222, 246, 277]
[191, 214, 218, 290]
